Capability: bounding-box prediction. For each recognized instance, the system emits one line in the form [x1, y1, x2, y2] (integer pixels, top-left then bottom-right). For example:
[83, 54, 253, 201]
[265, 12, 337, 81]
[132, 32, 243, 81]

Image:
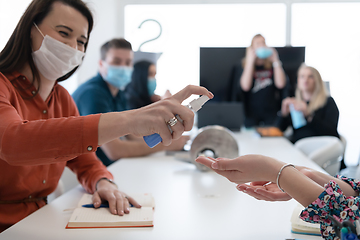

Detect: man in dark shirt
[73, 38, 186, 166]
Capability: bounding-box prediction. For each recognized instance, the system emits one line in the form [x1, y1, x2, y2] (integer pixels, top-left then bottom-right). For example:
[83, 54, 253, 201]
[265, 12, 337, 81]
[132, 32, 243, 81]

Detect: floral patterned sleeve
[299, 176, 360, 240]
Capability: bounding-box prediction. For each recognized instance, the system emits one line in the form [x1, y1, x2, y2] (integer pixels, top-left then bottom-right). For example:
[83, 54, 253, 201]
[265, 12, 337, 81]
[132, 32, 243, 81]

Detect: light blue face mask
[104, 65, 133, 90]
[289, 104, 307, 129]
[147, 77, 157, 96]
[255, 47, 273, 59]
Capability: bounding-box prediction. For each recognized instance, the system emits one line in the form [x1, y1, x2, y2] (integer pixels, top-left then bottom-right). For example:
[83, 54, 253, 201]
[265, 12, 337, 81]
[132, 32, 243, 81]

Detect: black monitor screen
[199, 47, 305, 102]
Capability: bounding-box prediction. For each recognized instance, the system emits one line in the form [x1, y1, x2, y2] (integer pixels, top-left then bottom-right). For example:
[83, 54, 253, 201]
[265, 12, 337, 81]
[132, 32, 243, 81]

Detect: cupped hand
[237, 181, 292, 201]
[93, 179, 141, 216]
[195, 155, 284, 185]
[127, 85, 213, 146]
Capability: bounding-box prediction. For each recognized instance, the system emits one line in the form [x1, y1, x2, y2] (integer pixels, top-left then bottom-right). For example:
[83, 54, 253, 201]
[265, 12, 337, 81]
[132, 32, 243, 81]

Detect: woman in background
[239, 34, 287, 127]
[126, 60, 171, 109]
[276, 63, 340, 143]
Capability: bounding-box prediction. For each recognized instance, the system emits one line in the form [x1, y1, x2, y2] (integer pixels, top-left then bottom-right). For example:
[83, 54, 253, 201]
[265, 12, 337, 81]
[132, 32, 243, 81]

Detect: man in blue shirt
[73, 38, 187, 166]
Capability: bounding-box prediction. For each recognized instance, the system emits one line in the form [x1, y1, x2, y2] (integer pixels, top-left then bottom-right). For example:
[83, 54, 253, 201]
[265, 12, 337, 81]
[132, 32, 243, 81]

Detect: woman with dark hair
[126, 60, 162, 109]
[0, 0, 213, 232]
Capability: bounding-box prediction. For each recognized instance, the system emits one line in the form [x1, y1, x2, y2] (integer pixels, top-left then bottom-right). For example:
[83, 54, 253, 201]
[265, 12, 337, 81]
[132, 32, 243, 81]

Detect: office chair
[295, 136, 344, 176]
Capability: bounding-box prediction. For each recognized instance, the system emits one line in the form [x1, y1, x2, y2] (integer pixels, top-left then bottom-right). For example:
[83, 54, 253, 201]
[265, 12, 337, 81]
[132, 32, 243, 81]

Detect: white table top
[0, 131, 323, 240]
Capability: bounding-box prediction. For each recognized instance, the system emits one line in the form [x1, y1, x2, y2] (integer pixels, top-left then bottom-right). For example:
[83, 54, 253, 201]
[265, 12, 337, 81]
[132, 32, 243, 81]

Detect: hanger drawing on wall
[134, 19, 163, 65]
[137, 19, 162, 52]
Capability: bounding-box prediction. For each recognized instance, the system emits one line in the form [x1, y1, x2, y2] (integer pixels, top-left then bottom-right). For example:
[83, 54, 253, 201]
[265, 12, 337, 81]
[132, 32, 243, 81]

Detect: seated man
[72, 38, 186, 166]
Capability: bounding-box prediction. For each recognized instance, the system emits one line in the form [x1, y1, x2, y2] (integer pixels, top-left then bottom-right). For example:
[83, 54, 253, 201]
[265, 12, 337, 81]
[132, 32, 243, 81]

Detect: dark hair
[0, 0, 94, 93]
[126, 60, 153, 109]
[100, 38, 132, 60]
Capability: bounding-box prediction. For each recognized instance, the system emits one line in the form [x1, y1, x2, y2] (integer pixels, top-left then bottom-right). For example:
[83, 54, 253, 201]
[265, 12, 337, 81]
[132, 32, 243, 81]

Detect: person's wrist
[272, 60, 282, 68]
[269, 160, 286, 183]
[96, 178, 118, 191]
[276, 163, 296, 192]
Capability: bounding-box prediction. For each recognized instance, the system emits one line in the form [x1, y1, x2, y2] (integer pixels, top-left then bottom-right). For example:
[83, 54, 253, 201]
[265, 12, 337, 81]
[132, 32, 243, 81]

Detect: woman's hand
[245, 47, 257, 64]
[195, 155, 284, 185]
[291, 100, 309, 116]
[126, 85, 213, 146]
[162, 90, 172, 99]
[92, 179, 141, 216]
[150, 94, 162, 103]
[164, 135, 190, 151]
[281, 97, 296, 116]
[237, 181, 292, 201]
[268, 47, 280, 63]
[98, 85, 213, 147]
[196, 156, 326, 207]
[281, 98, 309, 117]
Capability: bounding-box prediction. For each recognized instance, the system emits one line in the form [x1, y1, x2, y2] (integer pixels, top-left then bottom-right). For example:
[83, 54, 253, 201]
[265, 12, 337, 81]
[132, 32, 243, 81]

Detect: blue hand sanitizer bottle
[143, 95, 210, 148]
[289, 104, 307, 129]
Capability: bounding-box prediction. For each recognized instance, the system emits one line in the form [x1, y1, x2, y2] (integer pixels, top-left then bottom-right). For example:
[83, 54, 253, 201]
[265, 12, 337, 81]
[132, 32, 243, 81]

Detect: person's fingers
[157, 125, 173, 146]
[114, 192, 125, 216]
[123, 199, 130, 214]
[239, 184, 292, 201]
[236, 184, 248, 192]
[250, 181, 270, 186]
[113, 192, 128, 215]
[181, 135, 190, 142]
[195, 156, 216, 168]
[210, 157, 243, 170]
[91, 192, 102, 208]
[106, 193, 117, 215]
[236, 185, 272, 201]
[155, 111, 178, 146]
[174, 109, 194, 132]
[171, 85, 213, 104]
[254, 188, 291, 201]
[155, 98, 194, 134]
[169, 116, 185, 140]
[126, 195, 142, 208]
[197, 157, 247, 184]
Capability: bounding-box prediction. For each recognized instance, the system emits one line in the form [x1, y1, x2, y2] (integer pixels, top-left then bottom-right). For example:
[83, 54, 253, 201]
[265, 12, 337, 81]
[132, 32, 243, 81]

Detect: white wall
[78, 0, 119, 84]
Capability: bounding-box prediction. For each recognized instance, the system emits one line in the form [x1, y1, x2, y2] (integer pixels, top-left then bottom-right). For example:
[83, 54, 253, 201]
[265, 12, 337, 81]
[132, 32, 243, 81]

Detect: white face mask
[31, 23, 85, 81]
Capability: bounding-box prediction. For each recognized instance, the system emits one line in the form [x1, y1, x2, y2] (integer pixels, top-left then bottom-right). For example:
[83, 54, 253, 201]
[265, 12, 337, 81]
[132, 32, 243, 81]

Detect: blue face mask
[255, 47, 273, 59]
[289, 104, 307, 129]
[147, 77, 157, 96]
[104, 65, 133, 90]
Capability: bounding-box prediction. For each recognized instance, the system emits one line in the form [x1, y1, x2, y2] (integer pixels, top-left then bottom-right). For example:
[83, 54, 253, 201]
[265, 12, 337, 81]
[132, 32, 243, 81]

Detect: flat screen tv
[199, 46, 305, 102]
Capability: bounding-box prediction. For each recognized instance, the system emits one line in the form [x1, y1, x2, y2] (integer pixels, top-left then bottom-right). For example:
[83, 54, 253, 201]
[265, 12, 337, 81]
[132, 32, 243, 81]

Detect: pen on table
[63, 202, 134, 212]
[82, 203, 134, 208]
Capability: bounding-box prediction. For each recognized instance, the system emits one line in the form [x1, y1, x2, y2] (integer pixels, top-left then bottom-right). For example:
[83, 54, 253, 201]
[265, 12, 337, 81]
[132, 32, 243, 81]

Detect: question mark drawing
[138, 19, 162, 51]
